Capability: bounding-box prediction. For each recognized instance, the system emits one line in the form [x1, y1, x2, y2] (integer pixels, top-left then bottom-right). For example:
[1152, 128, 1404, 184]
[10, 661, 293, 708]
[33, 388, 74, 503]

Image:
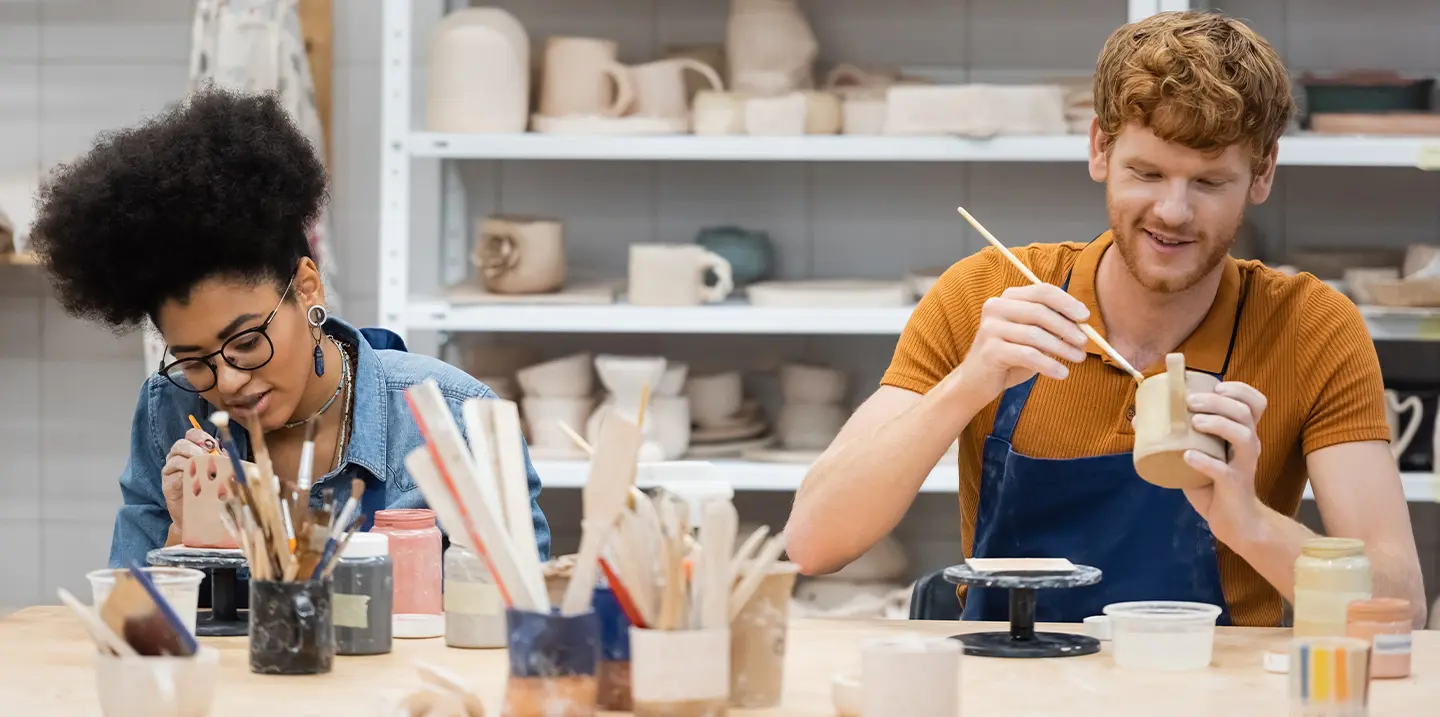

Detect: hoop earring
[307, 305, 329, 377]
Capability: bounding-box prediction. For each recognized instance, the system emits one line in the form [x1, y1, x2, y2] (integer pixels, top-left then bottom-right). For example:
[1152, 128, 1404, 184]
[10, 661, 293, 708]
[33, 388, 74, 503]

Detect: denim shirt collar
[216, 316, 391, 483]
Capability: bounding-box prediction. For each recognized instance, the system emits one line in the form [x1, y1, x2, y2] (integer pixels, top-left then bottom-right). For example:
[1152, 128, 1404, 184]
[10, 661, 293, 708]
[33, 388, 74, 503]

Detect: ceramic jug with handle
[1132, 353, 1227, 490]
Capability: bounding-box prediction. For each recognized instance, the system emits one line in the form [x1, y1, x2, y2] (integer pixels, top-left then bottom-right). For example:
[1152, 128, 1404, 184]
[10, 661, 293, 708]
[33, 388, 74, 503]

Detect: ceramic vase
[725, 0, 817, 96]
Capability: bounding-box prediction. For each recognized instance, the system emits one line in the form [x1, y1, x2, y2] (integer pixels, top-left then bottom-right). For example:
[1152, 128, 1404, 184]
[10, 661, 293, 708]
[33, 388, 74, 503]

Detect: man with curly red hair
[788, 11, 1426, 629]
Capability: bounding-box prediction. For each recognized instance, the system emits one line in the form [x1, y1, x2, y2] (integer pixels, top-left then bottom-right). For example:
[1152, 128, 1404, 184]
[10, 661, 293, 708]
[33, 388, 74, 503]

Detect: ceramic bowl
[515, 353, 593, 398]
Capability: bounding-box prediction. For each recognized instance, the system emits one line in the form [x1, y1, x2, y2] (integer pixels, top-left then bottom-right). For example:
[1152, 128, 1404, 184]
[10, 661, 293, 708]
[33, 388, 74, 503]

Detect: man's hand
[956, 283, 1090, 403]
[1181, 381, 1268, 543]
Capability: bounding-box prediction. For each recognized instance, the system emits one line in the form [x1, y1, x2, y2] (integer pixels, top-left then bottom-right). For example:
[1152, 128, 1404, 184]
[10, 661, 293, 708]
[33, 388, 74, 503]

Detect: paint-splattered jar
[1346, 598, 1412, 679]
[332, 532, 394, 656]
[372, 509, 444, 638]
[1293, 537, 1371, 637]
[503, 608, 600, 717]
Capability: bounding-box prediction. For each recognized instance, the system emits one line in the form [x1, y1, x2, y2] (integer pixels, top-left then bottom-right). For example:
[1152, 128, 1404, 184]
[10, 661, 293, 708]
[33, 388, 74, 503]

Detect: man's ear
[1248, 145, 1279, 205]
[1088, 117, 1110, 183]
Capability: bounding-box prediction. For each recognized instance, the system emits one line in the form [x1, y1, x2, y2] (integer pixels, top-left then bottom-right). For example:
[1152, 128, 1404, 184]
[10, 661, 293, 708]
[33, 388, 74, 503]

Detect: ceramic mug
[628, 58, 724, 120]
[804, 90, 842, 134]
[687, 371, 745, 427]
[778, 403, 845, 450]
[473, 216, 565, 295]
[627, 244, 734, 306]
[692, 90, 747, 135]
[860, 635, 962, 717]
[663, 43, 726, 103]
[539, 36, 634, 117]
[1132, 353, 1227, 490]
[1385, 389, 1423, 460]
[93, 647, 221, 717]
[780, 363, 847, 405]
[515, 352, 593, 398]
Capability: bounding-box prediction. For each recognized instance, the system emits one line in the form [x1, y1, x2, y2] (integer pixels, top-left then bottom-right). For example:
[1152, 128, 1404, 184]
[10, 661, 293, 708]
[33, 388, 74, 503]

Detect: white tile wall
[0, 0, 1436, 608]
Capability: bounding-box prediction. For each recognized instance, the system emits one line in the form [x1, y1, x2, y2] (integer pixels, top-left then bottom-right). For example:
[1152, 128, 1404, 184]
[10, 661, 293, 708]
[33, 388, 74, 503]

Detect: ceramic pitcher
[426, 8, 530, 133]
[473, 216, 565, 295]
[725, 0, 818, 95]
[1132, 353, 1227, 490]
[539, 36, 634, 117]
[628, 58, 724, 120]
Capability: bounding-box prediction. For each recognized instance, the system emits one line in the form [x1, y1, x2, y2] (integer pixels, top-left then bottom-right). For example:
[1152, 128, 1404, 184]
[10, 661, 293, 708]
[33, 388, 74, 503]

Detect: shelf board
[408, 296, 1439, 341]
[534, 459, 1439, 503]
[406, 297, 914, 335]
[407, 132, 1440, 167]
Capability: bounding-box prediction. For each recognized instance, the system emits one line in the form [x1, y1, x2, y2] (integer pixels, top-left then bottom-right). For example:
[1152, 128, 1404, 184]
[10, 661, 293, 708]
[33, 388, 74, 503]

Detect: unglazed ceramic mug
[628, 58, 724, 120]
[473, 215, 565, 295]
[627, 244, 734, 306]
[539, 36, 634, 117]
[1132, 353, 1227, 489]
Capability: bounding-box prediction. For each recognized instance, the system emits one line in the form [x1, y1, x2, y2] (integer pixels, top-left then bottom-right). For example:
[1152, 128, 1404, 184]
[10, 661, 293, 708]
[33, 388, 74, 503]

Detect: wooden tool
[98, 567, 197, 657]
[956, 206, 1144, 384]
[730, 532, 788, 622]
[559, 408, 644, 615]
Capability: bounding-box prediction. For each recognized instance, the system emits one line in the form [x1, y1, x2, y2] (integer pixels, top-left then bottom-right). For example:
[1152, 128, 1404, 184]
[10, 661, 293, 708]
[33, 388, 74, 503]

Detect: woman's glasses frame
[156, 272, 298, 394]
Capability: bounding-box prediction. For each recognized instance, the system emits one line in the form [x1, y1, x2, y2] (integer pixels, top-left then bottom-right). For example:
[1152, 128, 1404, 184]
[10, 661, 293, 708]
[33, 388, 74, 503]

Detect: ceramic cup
[730, 562, 800, 708]
[523, 396, 596, 450]
[474, 215, 565, 295]
[657, 362, 690, 397]
[804, 90, 842, 134]
[780, 363, 847, 405]
[88, 567, 205, 636]
[841, 94, 888, 135]
[627, 244, 734, 306]
[515, 352, 593, 398]
[687, 371, 745, 427]
[691, 90, 747, 135]
[540, 36, 635, 117]
[630, 627, 730, 717]
[646, 395, 692, 460]
[860, 634, 962, 717]
[744, 92, 807, 136]
[1132, 353, 1226, 490]
[503, 608, 601, 717]
[628, 58, 724, 120]
[93, 647, 220, 717]
[778, 403, 845, 450]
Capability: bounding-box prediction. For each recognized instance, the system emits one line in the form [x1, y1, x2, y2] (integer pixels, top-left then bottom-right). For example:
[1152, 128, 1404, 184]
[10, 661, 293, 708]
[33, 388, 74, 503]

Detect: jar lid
[342, 532, 390, 559]
[373, 508, 437, 530]
[1300, 536, 1365, 558]
[1347, 597, 1409, 623]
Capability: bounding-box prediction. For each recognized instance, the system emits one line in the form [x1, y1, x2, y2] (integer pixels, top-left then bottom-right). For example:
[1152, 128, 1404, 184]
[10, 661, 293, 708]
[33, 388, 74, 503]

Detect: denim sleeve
[108, 378, 171, 568]
[442, 384, 552, 562]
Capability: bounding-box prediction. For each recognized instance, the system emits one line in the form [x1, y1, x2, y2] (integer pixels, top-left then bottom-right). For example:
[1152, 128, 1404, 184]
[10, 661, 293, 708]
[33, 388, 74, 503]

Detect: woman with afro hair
[30, 86, 551, 569]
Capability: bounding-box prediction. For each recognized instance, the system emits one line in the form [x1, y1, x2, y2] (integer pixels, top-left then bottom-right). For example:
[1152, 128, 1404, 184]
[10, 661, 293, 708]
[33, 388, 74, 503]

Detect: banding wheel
[147, 548, 250, 637]
[942, 563, 1103, 658]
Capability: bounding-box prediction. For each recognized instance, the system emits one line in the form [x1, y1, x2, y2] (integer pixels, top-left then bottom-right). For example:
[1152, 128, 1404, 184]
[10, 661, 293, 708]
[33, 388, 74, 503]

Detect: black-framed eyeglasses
[157, 272, 298, 393]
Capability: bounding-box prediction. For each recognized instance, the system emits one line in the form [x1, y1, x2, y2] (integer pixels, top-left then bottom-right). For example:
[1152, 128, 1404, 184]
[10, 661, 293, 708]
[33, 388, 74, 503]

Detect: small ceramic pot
[696, 225, 774, 287]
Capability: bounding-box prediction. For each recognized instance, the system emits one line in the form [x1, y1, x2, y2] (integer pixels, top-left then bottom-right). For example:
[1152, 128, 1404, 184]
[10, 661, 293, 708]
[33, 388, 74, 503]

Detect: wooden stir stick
[955, 206, 1145, 384]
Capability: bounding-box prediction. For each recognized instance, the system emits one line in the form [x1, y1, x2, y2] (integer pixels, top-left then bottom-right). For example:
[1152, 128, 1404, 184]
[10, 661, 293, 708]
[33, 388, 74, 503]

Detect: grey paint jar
[332, 532, 394, 656]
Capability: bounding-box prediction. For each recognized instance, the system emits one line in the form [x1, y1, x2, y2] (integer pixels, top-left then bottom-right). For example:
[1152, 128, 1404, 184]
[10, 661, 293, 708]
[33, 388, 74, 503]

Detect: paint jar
[592, 586, 633, 710]
[503, 607, 600, 717]
[1346, 598, 1412, 679]
[87, 567, 206, 636]
[730, 562, 798, 707]
[1293, 537, 1372, 637]
[248, 577, 335, 675]
[630, 627, 730, 717]
[444, 543, 505, 649]
[1289, 635, 1371, 717]
[332, 532, 394, 656]
[372, 508, 444, 638]
[860, 634, 962, 717]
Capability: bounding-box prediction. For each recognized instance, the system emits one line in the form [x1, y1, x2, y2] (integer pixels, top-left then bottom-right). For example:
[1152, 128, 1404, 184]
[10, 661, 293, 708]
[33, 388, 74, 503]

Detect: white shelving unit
[378, 0, 1440, 503]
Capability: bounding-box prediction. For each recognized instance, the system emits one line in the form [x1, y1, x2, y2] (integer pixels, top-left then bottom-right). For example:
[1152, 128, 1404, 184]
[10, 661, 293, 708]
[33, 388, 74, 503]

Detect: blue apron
[960, 272, 1247, 625]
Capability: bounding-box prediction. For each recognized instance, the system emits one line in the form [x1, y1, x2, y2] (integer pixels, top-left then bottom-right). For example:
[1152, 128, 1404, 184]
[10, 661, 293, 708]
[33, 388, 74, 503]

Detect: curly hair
[29, 86, 329, 332]
[1093, 10, 1295, 170]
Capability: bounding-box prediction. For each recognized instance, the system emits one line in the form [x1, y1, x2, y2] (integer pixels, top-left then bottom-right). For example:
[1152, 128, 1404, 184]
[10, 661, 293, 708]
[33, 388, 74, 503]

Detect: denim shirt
[108, 317, 552, 567]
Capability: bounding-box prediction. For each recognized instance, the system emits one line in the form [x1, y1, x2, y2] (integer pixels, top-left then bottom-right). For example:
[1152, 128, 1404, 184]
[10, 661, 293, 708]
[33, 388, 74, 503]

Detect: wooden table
[0, 607, 1434, 715]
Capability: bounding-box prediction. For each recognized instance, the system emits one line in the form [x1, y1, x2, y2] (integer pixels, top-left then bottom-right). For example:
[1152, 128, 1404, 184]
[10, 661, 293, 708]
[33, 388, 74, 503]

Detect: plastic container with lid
[1346, 597, 1412, 679]
[1293, 537, 1372, 637]
[332, 532, 394, 655]
[371, 509, 444, 638]
[1102, 601, 1222, 671]
[444, 544, 505, 649]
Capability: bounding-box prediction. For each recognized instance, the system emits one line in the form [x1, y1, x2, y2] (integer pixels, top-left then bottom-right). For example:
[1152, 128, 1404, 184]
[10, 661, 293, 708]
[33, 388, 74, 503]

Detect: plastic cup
[87, 567, 205, 636]
[1103, 600, 1222, 671]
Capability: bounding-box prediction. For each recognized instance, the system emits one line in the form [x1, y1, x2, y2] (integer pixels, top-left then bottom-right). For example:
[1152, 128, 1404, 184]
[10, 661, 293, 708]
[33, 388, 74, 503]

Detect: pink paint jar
[371, 509, 444, 638]
[1346, 597, 1412, 679]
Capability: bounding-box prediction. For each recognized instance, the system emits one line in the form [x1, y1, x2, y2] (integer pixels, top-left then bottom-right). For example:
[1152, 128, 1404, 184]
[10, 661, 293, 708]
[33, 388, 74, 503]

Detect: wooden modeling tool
[57, 588, 136, 657]
[730, 532, 788, 622]
[489, 400, 549, 606]
[98, 566, 198, 657]
[559, 408, 644, 615]
[956, 206, 1144, 384]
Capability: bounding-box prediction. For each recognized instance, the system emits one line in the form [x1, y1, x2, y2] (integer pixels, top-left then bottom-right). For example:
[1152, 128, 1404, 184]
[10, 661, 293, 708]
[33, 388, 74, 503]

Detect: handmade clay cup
[515, 352, 593, 398]
[777, 403, 845, 450]
[522, 396, 596, 450]
[1132, 353, 1227, 490]
[687, 371, 745, 427]
[780, 363, 846, 405]
[93, 647, 220, 717]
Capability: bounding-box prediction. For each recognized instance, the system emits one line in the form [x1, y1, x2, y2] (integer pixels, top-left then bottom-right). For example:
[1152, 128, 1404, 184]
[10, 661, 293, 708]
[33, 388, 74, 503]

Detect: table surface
[0, 607, 1435, 716]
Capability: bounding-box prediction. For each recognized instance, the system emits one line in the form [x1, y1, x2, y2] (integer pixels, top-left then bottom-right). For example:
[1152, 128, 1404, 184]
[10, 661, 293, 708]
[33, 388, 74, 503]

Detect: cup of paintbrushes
[503, 607, 601, 717]
[248, 577, 335, 675]
[592, 586, 633, 710]
[629, 626, 731, 717]
[729, 561, 799, 708]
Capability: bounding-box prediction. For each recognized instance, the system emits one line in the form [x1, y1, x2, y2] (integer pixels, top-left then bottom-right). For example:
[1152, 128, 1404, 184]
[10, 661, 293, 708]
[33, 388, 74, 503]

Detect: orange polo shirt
[881, 231, 1390, 627]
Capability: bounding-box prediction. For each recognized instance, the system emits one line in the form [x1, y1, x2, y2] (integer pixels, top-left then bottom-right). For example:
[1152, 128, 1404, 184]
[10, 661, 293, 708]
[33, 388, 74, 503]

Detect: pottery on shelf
[515, 352, 593, 398]
[426, 8, 530, 133]
[594, 354, 670, 461]
[472, 215, 565, 295]
[696, 225, 774, 287]
[725, 0, 817, 96]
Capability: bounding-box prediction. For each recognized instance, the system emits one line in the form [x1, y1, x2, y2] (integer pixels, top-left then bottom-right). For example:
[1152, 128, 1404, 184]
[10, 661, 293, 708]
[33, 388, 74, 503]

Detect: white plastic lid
[341, 532, 390, 559]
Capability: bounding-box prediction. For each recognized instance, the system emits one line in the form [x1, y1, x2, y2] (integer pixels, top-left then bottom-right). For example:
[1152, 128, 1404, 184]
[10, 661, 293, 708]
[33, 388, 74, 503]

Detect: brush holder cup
[861, 635, 962, 717]
[592, 587, 634, 711]
[630, 627, 731, 717]
[248, 577, 335, 675]
[503, 608, 601, 717]
[93, 646, 221, 717]
[1132, 353, 1227, 490]
[1290, 636, 1373, 717]
[730, 562, 798, 708]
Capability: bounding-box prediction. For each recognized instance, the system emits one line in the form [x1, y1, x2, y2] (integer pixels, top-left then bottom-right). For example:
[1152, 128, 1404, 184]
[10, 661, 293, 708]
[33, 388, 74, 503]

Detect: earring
[307, 305, 329, 377]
